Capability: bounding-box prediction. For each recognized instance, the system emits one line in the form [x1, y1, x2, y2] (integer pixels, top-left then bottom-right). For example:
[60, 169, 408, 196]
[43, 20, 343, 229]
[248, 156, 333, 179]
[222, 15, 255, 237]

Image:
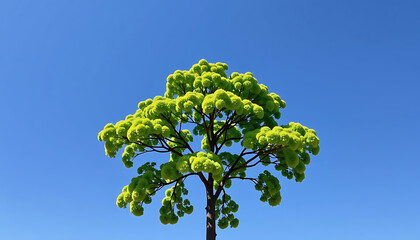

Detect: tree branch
[229, 176, 259, 185]
[214, 144, 286, 198]
[198, 172, 210, 193]
[231, 145, 285, 172]
[160, 114, 195, 154]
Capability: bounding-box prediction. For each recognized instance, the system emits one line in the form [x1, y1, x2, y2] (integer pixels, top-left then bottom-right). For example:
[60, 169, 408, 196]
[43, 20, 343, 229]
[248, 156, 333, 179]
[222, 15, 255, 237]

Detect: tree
[98, 59, 320, 240]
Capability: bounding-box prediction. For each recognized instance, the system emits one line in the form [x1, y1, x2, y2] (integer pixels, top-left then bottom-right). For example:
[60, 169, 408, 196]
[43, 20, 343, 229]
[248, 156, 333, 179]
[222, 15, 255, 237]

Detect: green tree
[98, 59, 320, 240]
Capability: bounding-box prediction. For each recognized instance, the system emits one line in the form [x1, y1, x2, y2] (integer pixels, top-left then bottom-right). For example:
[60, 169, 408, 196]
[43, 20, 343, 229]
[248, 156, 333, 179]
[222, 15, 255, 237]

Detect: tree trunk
[206, 192, 216, 240]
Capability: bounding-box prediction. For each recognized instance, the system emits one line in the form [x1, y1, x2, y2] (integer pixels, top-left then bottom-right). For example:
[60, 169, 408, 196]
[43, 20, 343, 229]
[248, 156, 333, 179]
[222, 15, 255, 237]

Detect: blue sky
[1, 1, 419, 239]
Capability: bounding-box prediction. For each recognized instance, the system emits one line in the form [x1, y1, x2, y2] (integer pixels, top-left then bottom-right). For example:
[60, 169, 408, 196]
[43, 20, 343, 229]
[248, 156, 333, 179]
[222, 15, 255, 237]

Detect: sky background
[1, 1, 420, 239]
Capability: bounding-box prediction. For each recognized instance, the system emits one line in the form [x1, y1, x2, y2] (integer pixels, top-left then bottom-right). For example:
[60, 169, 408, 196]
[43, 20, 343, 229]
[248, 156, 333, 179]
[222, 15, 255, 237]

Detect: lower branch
[229, 176, 259, 185]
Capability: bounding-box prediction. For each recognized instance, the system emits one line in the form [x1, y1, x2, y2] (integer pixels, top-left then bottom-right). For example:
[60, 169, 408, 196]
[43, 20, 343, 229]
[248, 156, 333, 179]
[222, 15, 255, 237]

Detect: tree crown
[98, 59, 320, 228]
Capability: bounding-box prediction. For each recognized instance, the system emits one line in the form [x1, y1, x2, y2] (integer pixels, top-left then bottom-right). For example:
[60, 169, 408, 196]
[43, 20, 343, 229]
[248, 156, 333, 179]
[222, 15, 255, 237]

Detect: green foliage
[255, 171, 282, 206]
[159, 181, 193, 224]
[98, 59, 320, 230]
[215, 193, 240, 229]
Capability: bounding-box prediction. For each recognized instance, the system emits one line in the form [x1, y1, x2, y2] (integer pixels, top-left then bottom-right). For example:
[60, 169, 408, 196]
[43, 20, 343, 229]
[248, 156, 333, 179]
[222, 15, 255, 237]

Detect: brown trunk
[206, 173, 217, 240]
[206, 192, 216, 240]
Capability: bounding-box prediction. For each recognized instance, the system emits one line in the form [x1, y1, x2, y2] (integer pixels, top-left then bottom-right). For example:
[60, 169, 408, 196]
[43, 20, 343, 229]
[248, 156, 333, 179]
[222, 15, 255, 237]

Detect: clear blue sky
[1, 1, 419, 239]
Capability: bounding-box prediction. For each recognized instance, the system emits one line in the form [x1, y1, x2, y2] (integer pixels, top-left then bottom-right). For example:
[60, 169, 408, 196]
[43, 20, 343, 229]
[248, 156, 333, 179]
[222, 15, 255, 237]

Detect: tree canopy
[98, 59, 319, 238]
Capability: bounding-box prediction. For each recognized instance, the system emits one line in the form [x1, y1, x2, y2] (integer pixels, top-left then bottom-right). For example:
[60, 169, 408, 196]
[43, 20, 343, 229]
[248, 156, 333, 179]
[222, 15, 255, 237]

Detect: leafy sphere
[98, 59, 320, 234]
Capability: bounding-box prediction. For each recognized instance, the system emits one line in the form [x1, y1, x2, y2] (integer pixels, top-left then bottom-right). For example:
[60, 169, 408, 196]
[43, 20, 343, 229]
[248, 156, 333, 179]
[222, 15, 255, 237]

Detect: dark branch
[214, 144, 286, 198]
[229, 176, 259, 185]
[160, 114, 195, 154]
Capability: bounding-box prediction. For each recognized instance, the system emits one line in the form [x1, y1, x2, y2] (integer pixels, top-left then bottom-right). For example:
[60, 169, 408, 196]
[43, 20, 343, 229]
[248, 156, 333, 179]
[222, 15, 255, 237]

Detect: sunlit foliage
[98, 59, 319, 229]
